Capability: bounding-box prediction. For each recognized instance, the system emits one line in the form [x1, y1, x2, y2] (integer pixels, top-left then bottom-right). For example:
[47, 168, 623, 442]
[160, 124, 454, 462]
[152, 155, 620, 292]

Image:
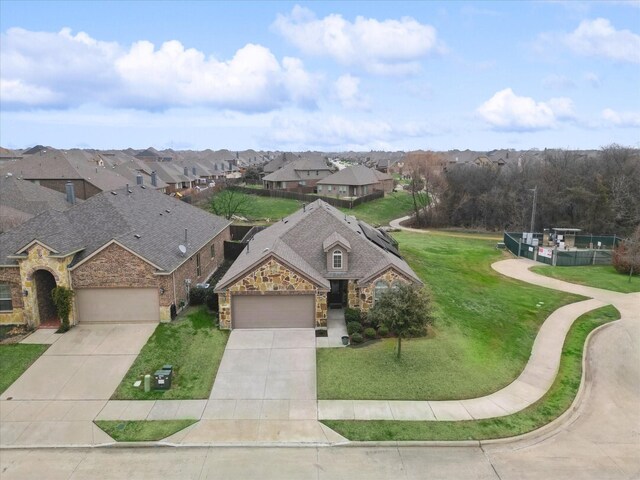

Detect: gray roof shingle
[0, 185, 230, 272]
[317, 165, 392, 186]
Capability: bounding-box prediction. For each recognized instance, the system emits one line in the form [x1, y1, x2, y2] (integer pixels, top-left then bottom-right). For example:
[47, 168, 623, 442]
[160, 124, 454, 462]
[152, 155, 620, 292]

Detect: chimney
[65, 181, 76, 205]
[136, 173, 143, 185]
[151, 171, 158, 187]
[192, 166, 196, 176]
[183, 166, 188, 176]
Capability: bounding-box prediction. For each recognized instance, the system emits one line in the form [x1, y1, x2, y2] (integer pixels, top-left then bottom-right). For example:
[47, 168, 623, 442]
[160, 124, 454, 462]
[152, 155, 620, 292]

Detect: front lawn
[340, 191, 414, 226]
[531, 264, 639, 293]
[323, 305, 620, 440]
[95, 420, 196, 442]
[317, 232, 584, 400]
[112, 308, 228, 400]
[0, 343, 48, 394]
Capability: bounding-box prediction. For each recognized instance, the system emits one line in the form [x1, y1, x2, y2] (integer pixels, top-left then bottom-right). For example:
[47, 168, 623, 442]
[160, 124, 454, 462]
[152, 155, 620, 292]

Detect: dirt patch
[0, 324, 33, 344]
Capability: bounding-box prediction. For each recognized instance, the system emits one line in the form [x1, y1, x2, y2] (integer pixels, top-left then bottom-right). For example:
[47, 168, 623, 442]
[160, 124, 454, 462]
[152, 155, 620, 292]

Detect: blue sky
[1, 1, 639, 151]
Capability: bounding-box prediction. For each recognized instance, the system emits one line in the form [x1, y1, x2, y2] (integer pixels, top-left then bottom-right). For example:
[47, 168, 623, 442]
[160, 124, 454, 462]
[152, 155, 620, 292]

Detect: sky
[1, 0, 639, 151]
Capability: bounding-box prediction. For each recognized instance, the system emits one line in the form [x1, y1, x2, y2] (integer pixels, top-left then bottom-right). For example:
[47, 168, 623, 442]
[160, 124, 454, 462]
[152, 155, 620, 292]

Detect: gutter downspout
[172, 271, 177, 314]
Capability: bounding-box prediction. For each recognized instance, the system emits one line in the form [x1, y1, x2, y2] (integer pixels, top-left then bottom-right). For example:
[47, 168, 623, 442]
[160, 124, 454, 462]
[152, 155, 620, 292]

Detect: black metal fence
[228, 185, 384, 209]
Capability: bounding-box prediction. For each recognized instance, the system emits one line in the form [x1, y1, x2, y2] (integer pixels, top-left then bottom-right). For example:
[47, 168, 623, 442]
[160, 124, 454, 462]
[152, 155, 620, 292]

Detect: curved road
[1, 258, 638, 478]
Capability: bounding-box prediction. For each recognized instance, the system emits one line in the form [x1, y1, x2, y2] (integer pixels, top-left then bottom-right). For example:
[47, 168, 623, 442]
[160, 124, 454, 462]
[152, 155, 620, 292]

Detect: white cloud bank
[1, 27, 320, 111]
[477, 88, 575, 131]
[272, 5, 443, 74]
[333, 74, 369, 109]
[602, 108, 640, 127]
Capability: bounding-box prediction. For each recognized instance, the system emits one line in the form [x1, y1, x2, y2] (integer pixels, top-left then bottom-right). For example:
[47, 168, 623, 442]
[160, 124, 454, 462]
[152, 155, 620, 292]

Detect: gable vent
[134, 234, 141, 239]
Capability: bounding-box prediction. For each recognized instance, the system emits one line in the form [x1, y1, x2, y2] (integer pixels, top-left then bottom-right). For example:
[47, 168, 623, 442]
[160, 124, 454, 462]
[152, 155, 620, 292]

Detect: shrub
[377, 325, 389, 337]
[364, 327, 377, 339]
[347, 321, 363, 335]
[344, 308, 362, 324]
[350, 332, 364, 344]
[189, 287, 208, 305]
[51, 286, 74, 332]
[205, 290, 218, 311]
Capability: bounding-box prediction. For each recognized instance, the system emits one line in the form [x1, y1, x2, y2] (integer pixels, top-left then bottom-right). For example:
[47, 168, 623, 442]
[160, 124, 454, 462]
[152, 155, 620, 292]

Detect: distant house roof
[317, 165, 392, 186]
[215, 200, 421, 291]
[262, 158, 332, 183]
[0, 185, 230, 272]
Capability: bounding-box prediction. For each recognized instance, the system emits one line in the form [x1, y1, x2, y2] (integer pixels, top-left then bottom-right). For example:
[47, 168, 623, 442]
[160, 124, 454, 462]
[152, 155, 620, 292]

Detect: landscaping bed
[323, 305, 620, 440]
[531, 264, 639, 293]
[95, 420, 196, 442]
[317, 232, 584, 401]
[112, 307, 228, 400]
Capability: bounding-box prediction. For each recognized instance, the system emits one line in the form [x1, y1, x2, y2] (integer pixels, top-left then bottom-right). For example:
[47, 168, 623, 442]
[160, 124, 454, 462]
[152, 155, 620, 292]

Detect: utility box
[153, 369, 172, 390]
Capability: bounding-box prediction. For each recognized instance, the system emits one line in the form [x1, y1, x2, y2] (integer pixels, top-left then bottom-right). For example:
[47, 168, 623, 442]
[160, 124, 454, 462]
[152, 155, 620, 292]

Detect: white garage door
[232, 295, 315, 328]
[76, 288, 160, 323]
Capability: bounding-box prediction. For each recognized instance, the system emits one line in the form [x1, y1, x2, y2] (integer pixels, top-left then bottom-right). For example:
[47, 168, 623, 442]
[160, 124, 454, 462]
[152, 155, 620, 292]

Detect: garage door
[75, 288, 159, 323]
[232, 295, 315, 328]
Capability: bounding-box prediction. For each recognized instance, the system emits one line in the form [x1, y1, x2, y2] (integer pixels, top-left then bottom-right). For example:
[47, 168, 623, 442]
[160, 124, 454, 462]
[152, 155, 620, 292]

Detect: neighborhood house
[316, 165, 394, 198]
[0, 185, 230, 327]
[214, 199, 422, 330]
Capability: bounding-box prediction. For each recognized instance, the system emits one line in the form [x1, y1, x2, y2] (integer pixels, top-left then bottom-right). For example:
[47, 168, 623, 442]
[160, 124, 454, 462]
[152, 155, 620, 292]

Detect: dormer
[323, 232, 351, 272]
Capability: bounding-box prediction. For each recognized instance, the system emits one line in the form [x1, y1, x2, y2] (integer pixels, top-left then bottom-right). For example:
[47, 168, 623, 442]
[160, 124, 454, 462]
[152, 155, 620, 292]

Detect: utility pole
[530, 186, 537, 233]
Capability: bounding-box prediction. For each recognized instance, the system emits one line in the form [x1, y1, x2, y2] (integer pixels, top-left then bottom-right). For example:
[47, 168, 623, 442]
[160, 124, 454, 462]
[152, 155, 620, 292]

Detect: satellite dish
[178, 244, 187, 256]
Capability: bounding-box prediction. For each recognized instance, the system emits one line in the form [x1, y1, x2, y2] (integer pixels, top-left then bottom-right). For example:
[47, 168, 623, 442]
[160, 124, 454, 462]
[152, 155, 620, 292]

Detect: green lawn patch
[531, 264, 639, 293]
[95, 420, 196, 442]
[340, 191, 414, 226]
[233, 192, 303, 222]
[317, 232, 584, 401]
[323, 305, 620, 441]
[0, 343, 48, 394]
[112, 308, 228, 400]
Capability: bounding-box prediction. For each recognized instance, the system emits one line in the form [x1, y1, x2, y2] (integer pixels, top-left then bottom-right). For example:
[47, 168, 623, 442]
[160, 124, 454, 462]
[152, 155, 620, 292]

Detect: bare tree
[404, 151, 444, 226]
[210, 186, 250, 220]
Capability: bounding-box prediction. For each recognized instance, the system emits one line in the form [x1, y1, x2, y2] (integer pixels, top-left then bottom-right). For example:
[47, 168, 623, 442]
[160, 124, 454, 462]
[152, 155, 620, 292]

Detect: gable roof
[215, 200, 421, 291]
[323, 232, 351, 252]
[262, 158, 333, 183]
[317, 165, 392, 186]
[0, 185, 230, 273]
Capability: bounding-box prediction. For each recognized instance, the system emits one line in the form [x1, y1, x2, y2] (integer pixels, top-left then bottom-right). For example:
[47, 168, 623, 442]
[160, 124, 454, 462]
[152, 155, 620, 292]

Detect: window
[391, 280, 403, 291]
[281, 182, 286, 189]
[0, 284, 12, 311]
[374, 280, 389, 302]
[210, 243, 215, 259]
[317, 185, 323, 192]
[328, 185, 332, 192]
[307, 171, 310, 176]
[299, 180, 306, 186]
[196, 253, 201, 277]
[332, 250, 342, 269]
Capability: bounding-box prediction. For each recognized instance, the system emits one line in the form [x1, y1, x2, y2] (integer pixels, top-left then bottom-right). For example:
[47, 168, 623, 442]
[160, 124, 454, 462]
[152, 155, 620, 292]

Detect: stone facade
[0, 267, 24, 324]
[350, 268, 413, 311]
[218, 257, 328, 329]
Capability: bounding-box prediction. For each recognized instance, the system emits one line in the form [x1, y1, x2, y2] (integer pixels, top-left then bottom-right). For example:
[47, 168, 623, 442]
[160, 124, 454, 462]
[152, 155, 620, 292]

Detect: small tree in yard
[613, 226, 640, 282]
[51, 286, 74, 332]
[210, 186, 250, 220]
[367, 283, 434, 359]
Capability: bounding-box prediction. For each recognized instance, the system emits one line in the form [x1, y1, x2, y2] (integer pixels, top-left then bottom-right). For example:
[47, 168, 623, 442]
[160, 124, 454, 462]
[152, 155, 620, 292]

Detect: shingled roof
[215, 200, 421, 291]
[0, 185, 230, 272]
[317, 165, 392, 186]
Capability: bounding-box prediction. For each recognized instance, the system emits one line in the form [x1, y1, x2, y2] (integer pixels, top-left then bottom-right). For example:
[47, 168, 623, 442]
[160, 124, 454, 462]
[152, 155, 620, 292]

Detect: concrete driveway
[1, 323, 156, 401]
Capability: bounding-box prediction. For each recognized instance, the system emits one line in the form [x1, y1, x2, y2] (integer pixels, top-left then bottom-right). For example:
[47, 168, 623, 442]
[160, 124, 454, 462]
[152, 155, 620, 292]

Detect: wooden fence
[228, 186, 384, 209]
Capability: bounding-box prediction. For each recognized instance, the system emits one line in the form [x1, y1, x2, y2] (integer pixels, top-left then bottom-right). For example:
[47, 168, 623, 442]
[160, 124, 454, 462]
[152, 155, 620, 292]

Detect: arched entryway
[33, 269, 58, 328]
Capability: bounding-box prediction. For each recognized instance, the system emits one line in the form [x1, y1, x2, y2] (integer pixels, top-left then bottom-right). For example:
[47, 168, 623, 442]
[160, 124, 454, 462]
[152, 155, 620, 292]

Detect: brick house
[214, 200, 421, 331]
[316, 165, 394, 198]
[262, 158, 333, 191]
[0, 185, 230, 327]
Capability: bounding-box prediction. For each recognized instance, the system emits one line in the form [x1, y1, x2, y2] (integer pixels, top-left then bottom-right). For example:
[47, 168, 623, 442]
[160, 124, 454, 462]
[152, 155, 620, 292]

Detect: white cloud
[602, 108, 640, 127]
[1, 27, 320, 111]
[541, 74, 575, 90]
[333, 74, 369, 109]
[477, 88, 575, 131]
[272, 5, 442, 74]
[538, 18, 640, 63]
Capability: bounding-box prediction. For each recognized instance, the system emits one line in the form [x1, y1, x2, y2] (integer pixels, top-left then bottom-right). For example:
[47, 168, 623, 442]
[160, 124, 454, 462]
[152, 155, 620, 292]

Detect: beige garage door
[76, 288, 159, 323]
[232, 295, 315, 328]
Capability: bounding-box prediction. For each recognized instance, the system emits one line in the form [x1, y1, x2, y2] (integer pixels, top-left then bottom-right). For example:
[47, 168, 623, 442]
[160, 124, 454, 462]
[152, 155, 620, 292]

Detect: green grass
[0, 343, 48, 394]
[323, 305, 620, 441]
[112, 308, 228, 400]
[531, 265, 640, 293]
[339, 191, 415, 226]
[95, 420, 196, 442]
[317, 232, 584, 401]
[235, 193, 303, 222]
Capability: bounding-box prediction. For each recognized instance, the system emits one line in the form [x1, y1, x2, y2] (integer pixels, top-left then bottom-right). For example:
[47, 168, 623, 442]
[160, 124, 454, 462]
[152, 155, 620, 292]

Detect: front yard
[112, 308, 228, 400]
[317, 232, 584, 400]
[531, 264, 640, 293]
[0, 343, 48, 394]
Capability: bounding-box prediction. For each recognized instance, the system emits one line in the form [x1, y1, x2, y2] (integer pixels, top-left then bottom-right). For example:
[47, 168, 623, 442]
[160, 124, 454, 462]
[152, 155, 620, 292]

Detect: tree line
[408, 145, 640, 237]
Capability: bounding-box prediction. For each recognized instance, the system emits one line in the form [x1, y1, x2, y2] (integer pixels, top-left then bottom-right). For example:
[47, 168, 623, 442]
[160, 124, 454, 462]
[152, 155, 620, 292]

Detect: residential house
[214, 200, 421, 330]
[0, 175, 82, 232]
[262, 158, 333, 191]
[316, 165, 394, 198]
[0, 185, 230, 327]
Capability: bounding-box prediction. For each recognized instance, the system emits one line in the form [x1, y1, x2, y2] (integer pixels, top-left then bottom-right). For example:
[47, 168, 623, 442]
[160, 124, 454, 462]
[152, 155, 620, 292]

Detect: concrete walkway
[316, 309, 348, 348]
[319, 258, 638, 421]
